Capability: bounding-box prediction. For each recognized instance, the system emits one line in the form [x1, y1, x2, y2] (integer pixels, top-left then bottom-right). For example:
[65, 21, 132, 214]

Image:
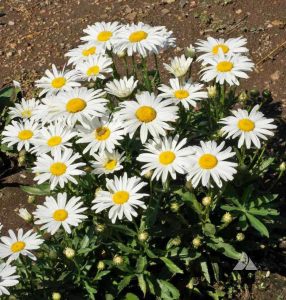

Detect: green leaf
[249, 207, 278, 216]
[20, 183, 50, 195]
[136, 256, 147, 273]
[158, 280, 180, 300]
[116, 242, 139, 254]
[200, 261, 210, 283]
[211, 262, 219, 282]
[220, 205, 241, 212]
[160, 257, 183, 274]
[118, 275, 133, 293]
[125, 293, 139, 300]
[207, 237, 242, 260]
[176, 190, 203, 216]
[246, 213, 269, 237]
[137, 274, 147, 296]
[80, 235, 90, 249]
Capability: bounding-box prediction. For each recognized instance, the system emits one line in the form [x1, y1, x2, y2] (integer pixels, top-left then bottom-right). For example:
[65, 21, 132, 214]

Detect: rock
[162, 8, 170, 15]
[236, 9, 242, 14]
[125, 12, 137, 22]
[8, 20, 15, 26]
[270, 70, 280, 81]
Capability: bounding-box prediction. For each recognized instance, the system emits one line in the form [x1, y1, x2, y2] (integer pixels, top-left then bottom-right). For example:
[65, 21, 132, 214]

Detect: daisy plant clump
[0, 21, 284, 299]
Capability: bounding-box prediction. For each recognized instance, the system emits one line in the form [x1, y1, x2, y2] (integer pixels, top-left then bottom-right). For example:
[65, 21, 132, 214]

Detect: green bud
[27, 195, 36, 204]
[262, 89, 271, 99]
[185, 179, 193, 191]
[192, 237, 201, 248]
[279, 162, 286, 172]
[222, 212, 233, 223]
[95, 223, 105, 233]
[49, 250, 58, 260]
[138, 231, 149, 242]
[250, 88, 259, 98]
[185, 44, 196, 59]
[170, 202, 180, 213]
[52, 292, 61, 300]
[207, 85, 217, 98]
[171, 236, 181, 246]
[236, 232, 245, 241]
[97, 261, 105, 270]
[202, 196, 212, 206]
[63, 247, 75, 259]
[8, 296, 17, 300]
[238, 91, 248, 103]
[113, 255, 124, 266]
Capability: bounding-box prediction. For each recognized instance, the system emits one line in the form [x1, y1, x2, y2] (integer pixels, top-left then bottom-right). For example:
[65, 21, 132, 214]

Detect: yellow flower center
[82, 46, 96, 56]
[174, 89, 190, 100]
[97, 31, 113, 42]
[53, 209, 68, 221]
[159, 151, 176, 165]
[212, 44, 229, 55]
[95, 127, 111, 141]
[238, 118, 255, 132]
[66, 98, 87, 113]
[50, 162, 67, 176]
[112, 191, 129, 205]
[21, 109, 32, 118]
[18, 129, 33, 141]
[216, 61, 233, 72]
[104, 159, 117, 170]
[11, 241, 26, 253]
[51, 77, 66, 89]
[47, 136, 62, 147]
[135, 106, 157, 123]
[199, 154, 218, 169]
[86, 65, 100, 77]
[129, 31, 148, 43]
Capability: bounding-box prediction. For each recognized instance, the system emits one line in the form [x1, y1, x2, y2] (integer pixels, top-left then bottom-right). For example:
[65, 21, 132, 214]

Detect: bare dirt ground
[0, 0, 286, 298]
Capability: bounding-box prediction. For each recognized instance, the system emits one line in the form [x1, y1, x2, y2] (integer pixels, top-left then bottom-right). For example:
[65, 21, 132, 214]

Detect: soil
[0, 0, 286, 299]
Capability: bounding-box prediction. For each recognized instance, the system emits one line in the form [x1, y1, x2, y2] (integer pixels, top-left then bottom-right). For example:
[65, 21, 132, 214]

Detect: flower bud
[95, 187, 102, 196]
[138, 231, 148, 242]
[170, 202, 180, 213]
[49, 250, 58, 260]
[8, 296, 17, 300]
[185, 44, 196, 59]
[18, 150, 26, 166]
[63, 247, 75, 259]
[202, 196, 212, 206]
[250, 88, 259, 98]
[17, 208, 32, 222]
[192, 237, 201, 248]
[97, 261, 105, 270]
[279, 162, 286, 172]
[143, 170, 153, 179]
[171, 236, 181, 246]
[52, 292, 61, 300]
[238, 91, 248, 103]
[83, 166, 93, 172]
[95, 223, 105, 233]
[236, 232, 245, 241]
[222, 212, 233, 223]
[186, 278, 194, 290]
[27, 195, 36, 204]
[207, 85, 217, 98]
[113, 255, 124, 265]
[185, 179, 193, 191]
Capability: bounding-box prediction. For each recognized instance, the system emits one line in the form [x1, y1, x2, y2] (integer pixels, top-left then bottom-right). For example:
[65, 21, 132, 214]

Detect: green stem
[153, 53, 161, 84]
[124, 56, 129, 77]
[142, 56, 152, 92]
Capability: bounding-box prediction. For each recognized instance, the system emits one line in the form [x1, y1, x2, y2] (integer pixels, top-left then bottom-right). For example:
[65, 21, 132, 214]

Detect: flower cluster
[0, 22, 278, 297]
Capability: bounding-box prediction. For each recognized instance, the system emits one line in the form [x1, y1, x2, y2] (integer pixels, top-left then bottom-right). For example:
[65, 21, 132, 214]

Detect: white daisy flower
[65, 43, 105, 65]
[158, 78, 208, 109]
[33, 192, 87, 235]
[43, 87, 108, 128]
[200, 50, 254, 86]
[196, 36, 248, 63]
[76, 117, 125, 154]
[2, 119, 39, 151]
[0, 263, 19, 296]
[0, 229, 43, 264]
[157, 25, 176, 49]
[75, 55, 113, 81]
[117, 91, 178, 144]
[219, 105, 277, 149]
[35, 64, 80, 96]
[81, 21, 122, 50]
[113, 22, 167, 57]
[91, 150, 125, 176]
[163, 55, 193, 78]
[33, 148, 86, 190]
[137, 135, 193, 183]
[32, 121, 77, 155]
[9, 98, 41, 120]
[91, 173, 148, 223]
[186, 141, 238, 188]
[105, 76, 138, 98]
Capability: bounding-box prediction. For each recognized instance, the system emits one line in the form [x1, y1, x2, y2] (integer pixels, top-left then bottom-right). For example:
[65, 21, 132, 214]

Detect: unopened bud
[17, 208, 32, 222]
[171, 236, 181, 246]
[207, 85, 217, 98]
[186, 278, 194, 290]
[192, 237, 201, 248]
[113, 255, 124, 265]
[84, 166, 93, 172]
[18, 150, 26, 166]
[143, 170, 153, 179]
[49, 250, 58, 260]
[63, 247, 75, 259]
[185, 44, 196, 59]
[185, 179, 193, 191]
[27, 195, 36, 204]
[8, 296, 17, 300]
[52, 292, 61, 300]
[170, 202, 180, 213]
[250, 88, 259, 98]
[236, 232, 245, 241]
[95, 223, 105, 233]
[95, 187, 102, 196]
[202, 196, 212, 206]
[279, 162, 286, 172]
[116, 50, 126, 58]
[97, 261, 105, 270]
[138, 231, 148, 242]
[238, 91, 248, 102]
[222, 212, 233, 223]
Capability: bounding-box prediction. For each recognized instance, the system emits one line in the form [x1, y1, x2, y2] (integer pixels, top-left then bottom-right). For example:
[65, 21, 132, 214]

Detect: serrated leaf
[125, 293, 139, 300]
[118, 275, 133, 293]
[207, 237, 242, 260]
[175, 190, 202, 216]
[20, 183, 50, 195]
[160, 257, 183, 274]
[246, 213, 269, 237]
[136, 256, 147, 273]
[158, 279, 180, 300]
[137, 274, 147, 296]
[200, 261, 210, 283]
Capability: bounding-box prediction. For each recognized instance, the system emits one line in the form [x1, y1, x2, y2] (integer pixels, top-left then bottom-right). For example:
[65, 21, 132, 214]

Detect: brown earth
[0, 0, 286, 299]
